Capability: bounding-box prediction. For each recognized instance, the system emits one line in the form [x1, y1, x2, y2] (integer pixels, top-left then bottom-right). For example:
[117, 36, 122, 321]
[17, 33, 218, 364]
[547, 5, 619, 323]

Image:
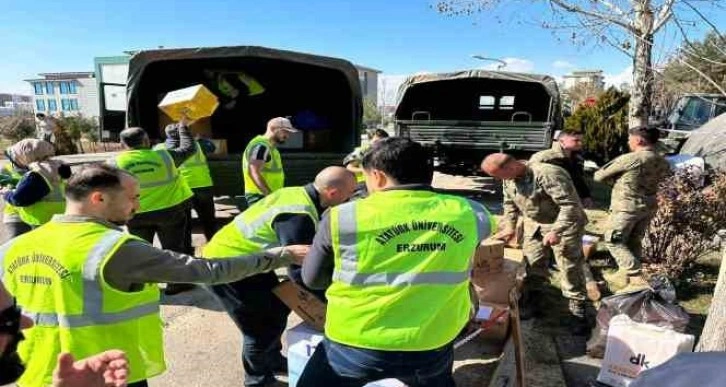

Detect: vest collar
[304, 183, 324, 217]
[51, 214, 124, 231]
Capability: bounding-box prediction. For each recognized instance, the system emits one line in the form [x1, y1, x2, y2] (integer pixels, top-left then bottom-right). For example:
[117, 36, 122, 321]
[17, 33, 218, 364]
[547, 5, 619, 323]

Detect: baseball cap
[268, 117, 298, 133]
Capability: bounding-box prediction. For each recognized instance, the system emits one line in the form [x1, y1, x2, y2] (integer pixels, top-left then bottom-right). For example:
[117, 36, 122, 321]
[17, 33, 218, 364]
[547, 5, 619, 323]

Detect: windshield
[669, 97, 714, 128]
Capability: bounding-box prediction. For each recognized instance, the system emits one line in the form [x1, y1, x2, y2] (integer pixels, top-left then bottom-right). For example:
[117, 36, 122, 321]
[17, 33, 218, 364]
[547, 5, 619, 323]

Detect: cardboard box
[475, 302, 511, 344]
[273, 281, 327, 332]
[286, 322, 404, 387]
[472, 270, 517, 304]
[472, 259, 523, 304]
[473, 239, 505, 270]
[158, 84, 219, 122]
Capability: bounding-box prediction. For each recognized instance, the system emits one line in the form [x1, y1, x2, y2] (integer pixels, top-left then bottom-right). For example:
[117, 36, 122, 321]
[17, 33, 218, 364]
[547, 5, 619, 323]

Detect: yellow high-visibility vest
[0, 219, 165, 386]
[326, 189, 494, 351]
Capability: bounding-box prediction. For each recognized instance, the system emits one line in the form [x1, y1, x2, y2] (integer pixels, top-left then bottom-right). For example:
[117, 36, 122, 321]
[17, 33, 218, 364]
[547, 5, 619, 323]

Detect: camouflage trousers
[522, 219, 586, 301]
[603, 210, 654, 276]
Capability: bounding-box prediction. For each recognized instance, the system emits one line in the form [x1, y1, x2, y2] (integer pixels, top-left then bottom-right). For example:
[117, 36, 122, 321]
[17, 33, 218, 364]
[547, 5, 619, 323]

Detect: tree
[697, 232, 726, 351]
[662, 32, 726, 97]
[362, 97, 382, 129]
[55, 115, 99, 153]
[564, 87, 630, 164]
[0, 113, 36, 143]
[565, 81, 603, 108]
[435, 0, 722, 127]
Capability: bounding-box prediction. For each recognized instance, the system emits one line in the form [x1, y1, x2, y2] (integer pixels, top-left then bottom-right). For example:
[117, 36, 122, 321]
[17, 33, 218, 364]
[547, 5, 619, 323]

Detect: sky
[1, 0, 722, 104]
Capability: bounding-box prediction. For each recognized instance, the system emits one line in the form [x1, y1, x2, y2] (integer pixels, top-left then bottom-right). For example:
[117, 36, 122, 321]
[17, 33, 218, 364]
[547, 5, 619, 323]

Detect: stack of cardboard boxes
[470, 240, 523, 344]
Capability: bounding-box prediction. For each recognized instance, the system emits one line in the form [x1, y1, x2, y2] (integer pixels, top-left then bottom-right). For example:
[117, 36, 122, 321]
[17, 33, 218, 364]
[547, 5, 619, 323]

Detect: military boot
[568, 299, 590, 336]
[518, 288, 544, 321]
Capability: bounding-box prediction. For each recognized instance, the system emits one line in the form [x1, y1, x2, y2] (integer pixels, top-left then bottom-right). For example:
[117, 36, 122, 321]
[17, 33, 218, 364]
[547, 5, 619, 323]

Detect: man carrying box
[202, 166, 356, 386]
[482, 153, 589, 332]
[299, 138, 494, 386]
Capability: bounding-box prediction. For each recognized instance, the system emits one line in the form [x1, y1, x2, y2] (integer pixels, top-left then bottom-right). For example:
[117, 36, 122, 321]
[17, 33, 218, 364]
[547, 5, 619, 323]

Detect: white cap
[268, 117, 298, 133]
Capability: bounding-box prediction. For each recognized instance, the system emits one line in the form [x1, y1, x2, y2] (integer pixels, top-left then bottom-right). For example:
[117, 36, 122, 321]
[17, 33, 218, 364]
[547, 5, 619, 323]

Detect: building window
[36, 99, 46, 111]
[70, 99, 79, 111]
[33, 83, 44, 95]
[59, 82, 69, 94]
[69, 81, 77, 94]
[45, 82, 54, 94]
[48, 99, 57, 112]
[61, 99, 70, 111]
[500, 96, 515, 110]
[479, 96, 495, 110]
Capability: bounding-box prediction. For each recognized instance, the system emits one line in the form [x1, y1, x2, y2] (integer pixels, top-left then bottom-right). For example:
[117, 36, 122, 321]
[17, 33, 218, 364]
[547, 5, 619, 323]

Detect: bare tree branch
[678, 58, 726, 96]
[592, 0, 628, 17]
[653, 0, 677, 33]
[548, 0, 636, 32]
[681, 0, 726, 44]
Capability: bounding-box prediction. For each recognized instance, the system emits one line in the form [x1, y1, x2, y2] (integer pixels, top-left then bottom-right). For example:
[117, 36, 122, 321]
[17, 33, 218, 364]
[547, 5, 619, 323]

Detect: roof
[395, 69, 561, 107]
[355, 64, 382, 73]
[24, 72, 95, 82]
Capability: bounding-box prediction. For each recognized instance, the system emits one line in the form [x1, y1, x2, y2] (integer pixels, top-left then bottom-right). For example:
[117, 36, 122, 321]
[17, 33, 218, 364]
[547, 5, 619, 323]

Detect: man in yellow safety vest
[203, 166, 356, 386]
[242, 117, 298, 207]
[299, 138, 494, 386]
[0, 163, 308, 387]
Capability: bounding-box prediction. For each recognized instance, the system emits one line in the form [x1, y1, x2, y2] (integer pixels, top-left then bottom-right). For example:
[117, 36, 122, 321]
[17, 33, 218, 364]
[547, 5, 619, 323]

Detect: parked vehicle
[659, 93, 726, 152]
[394, 70, 562, 174]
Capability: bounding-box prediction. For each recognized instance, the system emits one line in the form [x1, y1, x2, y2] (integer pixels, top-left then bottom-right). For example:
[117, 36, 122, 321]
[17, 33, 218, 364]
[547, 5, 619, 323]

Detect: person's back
[326, 188, 490, 350]
[607, 150, 670, 211]
[115, 147, 192, 213]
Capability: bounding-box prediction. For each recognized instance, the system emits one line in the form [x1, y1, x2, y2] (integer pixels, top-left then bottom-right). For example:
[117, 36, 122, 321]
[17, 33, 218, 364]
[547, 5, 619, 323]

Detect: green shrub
[564, 87, 630, 165]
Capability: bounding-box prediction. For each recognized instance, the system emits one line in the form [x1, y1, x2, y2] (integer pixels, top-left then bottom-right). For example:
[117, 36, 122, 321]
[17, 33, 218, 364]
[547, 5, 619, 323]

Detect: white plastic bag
[597, 314, 695, 387]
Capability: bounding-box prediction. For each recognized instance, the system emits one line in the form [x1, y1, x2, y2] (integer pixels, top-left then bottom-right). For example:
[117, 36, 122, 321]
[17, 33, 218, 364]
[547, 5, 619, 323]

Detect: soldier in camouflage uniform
[594, 126, 671, 286]
[482, 153, 589, 329]
[530, 130, 601, 301]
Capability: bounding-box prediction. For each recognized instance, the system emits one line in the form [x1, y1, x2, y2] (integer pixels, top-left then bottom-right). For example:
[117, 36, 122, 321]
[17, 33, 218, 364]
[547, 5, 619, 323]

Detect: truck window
[479, 95, 495, 110]
[500, 95, 515, 110]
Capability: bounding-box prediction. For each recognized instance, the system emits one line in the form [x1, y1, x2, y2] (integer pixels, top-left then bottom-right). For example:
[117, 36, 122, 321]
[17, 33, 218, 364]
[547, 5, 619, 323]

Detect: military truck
[394, 70, 562, 173]
[99, 45, 363, 196]
[659, 93, 726, 152]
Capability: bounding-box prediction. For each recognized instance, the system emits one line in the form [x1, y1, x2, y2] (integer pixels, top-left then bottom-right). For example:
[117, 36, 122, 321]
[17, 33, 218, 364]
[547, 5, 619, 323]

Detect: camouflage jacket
[502, 163, 587, 235]
[593, 149, 671, 212]
[529, 143, 591, 200]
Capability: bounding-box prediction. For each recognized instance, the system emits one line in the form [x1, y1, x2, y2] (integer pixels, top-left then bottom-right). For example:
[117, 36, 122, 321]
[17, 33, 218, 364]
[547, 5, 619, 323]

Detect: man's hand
[53, 351, 128, 387]
[493, 228, 516, 242]
[281, 245, 311, 265]
[543, 231, 561, 246]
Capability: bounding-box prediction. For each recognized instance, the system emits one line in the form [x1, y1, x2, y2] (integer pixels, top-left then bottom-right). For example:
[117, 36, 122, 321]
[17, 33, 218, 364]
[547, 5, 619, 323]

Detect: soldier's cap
[268, 117, 298, 133]
[628, 126, 660, 144]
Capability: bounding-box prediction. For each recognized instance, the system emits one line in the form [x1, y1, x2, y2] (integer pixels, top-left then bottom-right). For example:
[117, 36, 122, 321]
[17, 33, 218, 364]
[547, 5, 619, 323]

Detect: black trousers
[208, 271, 290, 386]
[190, 187, 218, 241]
[127, 200, 191, 254]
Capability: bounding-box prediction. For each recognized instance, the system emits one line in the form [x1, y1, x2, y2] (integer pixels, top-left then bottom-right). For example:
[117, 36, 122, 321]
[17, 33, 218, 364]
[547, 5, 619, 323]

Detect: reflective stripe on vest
[325, 190, 494, 351]
[0, 221, 165, 385]
[155, 142, 213, 189]
[113, 149, 192, 213]
[242, 136, 285, 195]
[333, 198, 491, 287]
[203, 187, 318, 258]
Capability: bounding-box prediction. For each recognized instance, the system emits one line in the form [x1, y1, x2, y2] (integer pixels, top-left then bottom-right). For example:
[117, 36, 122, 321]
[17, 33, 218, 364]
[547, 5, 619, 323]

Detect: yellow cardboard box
[158, 84, 219, 121]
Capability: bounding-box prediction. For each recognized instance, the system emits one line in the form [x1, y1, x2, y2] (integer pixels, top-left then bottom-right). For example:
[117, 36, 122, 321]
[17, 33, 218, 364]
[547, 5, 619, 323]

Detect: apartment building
[25, 72, 99, 118]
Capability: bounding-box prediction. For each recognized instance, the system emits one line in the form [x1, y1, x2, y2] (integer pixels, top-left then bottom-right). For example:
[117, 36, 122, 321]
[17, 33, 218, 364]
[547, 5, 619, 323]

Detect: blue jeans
[297, 339, 456, 387]
[207, 271, 290, 386]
